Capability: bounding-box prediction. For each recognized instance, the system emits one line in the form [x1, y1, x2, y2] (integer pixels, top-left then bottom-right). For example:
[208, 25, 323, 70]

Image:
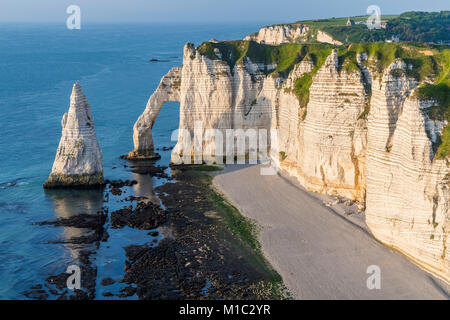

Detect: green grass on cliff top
[291, 11, 449, 44]
[197, 41, 334, 77]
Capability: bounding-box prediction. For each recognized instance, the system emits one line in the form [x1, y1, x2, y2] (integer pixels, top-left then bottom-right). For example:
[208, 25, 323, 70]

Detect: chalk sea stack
[44, 82, 104, 189]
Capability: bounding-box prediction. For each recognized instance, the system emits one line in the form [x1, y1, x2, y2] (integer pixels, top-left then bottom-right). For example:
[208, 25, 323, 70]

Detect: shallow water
[0, 22, 262, 299]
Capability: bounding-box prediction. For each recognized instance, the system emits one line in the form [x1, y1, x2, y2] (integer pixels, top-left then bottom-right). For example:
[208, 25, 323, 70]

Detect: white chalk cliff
[129, 67, 181, 159]
[44, 82, 104, 188]
[131, 42, 449, 282]
[244, 24, 343, 45]
[244, 24, 309, 45]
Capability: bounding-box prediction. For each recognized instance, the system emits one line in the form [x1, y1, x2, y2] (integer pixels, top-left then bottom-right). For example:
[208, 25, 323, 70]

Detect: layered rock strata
[244, 24, 343, 46]
[131, 42, 449, 282]
[366, 71, 449, 280]
[244, 24, 309, 45]
[280, 51, 367, 202]
[128, 67, 181, 159]
[44, 82, 104, 188]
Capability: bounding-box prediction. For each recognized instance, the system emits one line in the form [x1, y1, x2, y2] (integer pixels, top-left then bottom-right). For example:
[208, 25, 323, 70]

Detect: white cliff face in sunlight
[130, 42, 449, 282]
[243, 25, 343, 46]
[44, 82, 104, 188]
[129, 67, 182, 160]
[244, 24, 310, 45]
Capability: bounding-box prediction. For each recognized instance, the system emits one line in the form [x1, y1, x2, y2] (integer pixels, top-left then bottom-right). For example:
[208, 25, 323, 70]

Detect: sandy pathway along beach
[213, 164, 450, 299]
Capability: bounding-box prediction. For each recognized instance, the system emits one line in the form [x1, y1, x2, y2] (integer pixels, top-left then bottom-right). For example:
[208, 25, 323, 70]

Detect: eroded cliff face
[129, 66, 181, 159]
[280, 51, 368, 202]
[131, 42, 449, 282]
[44, 82, 104, 188]
[366, 69, 449, 280]
[244, 24, 343, 46]
[244, 24, 309, 45]
[130, 43, 273, 163]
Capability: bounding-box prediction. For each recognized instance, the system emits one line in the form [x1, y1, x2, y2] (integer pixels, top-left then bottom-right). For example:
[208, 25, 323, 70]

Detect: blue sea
[0, 22, 263, 299]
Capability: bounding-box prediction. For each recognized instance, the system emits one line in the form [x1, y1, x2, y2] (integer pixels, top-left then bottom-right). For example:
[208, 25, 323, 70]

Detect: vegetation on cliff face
[334, 43, 447, 78]
[197, 41, 299, 75]
[436, 126, 450, 159]
[291, 45, 332, 107]
[198, 40, 333, 108]
[197, 41, 333, 77]
[197, 40, 449, 156]
[337, 43, 449, 158]
[415, 48, 450, 158]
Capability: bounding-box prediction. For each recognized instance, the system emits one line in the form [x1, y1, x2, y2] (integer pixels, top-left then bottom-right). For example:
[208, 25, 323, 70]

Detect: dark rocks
[155, 146, 174, 151]
[23, 290, 48, 300]
[110, 201, 166, 230]
[110, 186, 122, 196]
[130, 165, 169, 179]
[106, 179, 138, 188]
[118, 286, 137, 298]
[118, 165, 278, 300]
[30, 284, 43, 290]
[123, 195, 148, 202]
[147, 231, 159, 237]
[29, 162, 277, 300]
[120, 153, 161, 161]
[37, 212, 107, 230]
[149, 58, 169, 62]
[26, 250, 98, 300]
[106, 179, 138, 196]
[101, 278, 116, 286]
[102, 292, 114, 297]
[43, 173, 106, 189]
[37, 211, 109, 245]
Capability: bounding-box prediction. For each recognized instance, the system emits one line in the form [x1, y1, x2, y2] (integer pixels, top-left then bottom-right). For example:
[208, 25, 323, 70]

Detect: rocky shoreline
[24, 162, 287, 300]
[118, 164, 286, 299]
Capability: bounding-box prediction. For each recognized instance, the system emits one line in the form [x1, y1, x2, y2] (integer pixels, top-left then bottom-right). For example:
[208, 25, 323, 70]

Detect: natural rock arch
[128, 66, 181, 159]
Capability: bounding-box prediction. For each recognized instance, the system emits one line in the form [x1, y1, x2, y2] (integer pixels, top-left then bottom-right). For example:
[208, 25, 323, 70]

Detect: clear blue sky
[0, 0, 448, 23]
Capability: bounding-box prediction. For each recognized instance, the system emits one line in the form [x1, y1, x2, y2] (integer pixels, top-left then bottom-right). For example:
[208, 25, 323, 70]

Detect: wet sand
[213, 164, 450, 299]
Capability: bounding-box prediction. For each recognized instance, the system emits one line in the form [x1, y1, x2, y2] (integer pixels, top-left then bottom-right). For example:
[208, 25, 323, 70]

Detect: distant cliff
[130, 40, 449, 282]
[244, 24, 343, 45]
[245, 11, 450, 45]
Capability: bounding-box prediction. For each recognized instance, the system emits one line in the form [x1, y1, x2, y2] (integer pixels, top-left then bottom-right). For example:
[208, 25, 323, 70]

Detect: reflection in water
[38, 173, 165, 299]
[132, 173, 159, 204]
[39, 188, 106, 299]
[44, 188, 105, 259]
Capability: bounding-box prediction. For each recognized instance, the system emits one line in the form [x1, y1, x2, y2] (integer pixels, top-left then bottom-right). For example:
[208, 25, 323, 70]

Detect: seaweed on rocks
[119, 164, 286, 300]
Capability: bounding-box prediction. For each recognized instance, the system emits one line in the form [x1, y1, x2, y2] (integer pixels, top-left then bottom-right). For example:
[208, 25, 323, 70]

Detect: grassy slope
[197, 41, 311, 77]
[415, 48, 450, 158]
[197, 41, 333, 109]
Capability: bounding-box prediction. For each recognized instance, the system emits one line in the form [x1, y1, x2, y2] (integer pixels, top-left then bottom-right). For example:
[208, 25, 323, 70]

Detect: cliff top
[196, 40, 449, 157]
[197, 40, 331, 77]
[260, 11, 450, 44]
[197, 41, 448, 81]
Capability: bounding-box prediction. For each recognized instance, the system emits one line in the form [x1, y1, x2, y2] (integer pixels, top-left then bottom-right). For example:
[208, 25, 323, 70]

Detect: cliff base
[43, 172, 105, 189]
[123, 150, 161, 161]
